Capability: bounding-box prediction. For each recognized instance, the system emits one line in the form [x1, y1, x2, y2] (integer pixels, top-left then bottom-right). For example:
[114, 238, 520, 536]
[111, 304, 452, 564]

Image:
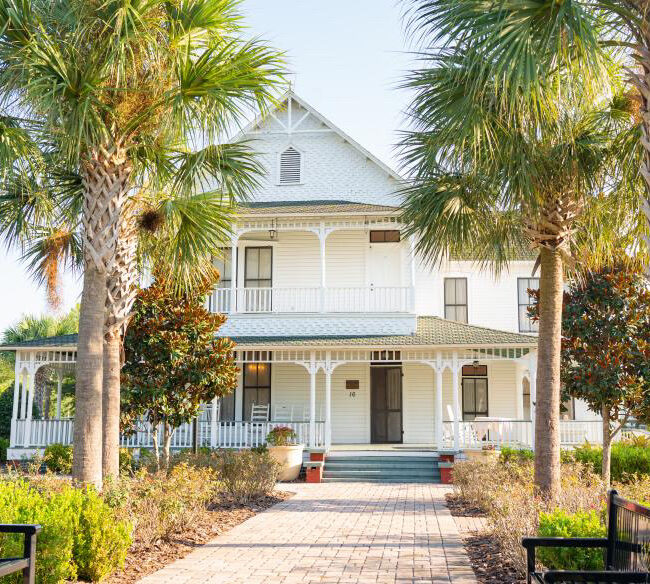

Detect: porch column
[529, 352, 537, 449]
[452, 353, 460, 451]
[319, 224, 327, 313]
[435, 352, 444, 449]
[10, 357, 20, 445]
[230, 233, 239, 314]
[515, 364, 524, 420]
[24, 367, 35, 447]
[56, 370, 63, 419]
[324, 352, 333, 448]
[309, 351, 317, 447]
[210, 396, 218, 448]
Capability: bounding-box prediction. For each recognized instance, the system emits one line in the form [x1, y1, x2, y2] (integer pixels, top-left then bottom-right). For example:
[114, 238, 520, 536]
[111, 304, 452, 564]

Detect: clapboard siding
[402, 364, 435, 443]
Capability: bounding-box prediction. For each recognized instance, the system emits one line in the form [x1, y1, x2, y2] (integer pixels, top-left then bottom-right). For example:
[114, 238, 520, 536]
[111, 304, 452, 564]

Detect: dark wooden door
[371, 366, 403, 443]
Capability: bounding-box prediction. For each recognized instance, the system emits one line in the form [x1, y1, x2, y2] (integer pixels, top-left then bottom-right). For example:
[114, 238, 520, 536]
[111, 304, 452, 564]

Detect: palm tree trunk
[534, 247, 563, 500]
[72, 265, 108, 488]
[73, 145, 131, 489]
[602, 406, 612, 490]
[102, 331, 121, 479]
[102, 209, 139, 480]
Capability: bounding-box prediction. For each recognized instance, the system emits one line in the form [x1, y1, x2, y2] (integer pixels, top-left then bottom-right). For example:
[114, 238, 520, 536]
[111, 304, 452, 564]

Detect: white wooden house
[3, 92, 603, 461]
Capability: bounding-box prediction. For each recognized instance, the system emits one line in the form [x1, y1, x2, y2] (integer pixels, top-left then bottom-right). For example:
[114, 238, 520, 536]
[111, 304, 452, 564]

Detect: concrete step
[325, 463, 437, 471]
[321, 477, 439, 483]
[321, 454, 443, 484]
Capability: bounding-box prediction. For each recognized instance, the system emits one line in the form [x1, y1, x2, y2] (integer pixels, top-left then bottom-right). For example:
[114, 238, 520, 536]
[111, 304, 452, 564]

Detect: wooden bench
[0, 524, 41, 584]
[522, 490, 649, 583]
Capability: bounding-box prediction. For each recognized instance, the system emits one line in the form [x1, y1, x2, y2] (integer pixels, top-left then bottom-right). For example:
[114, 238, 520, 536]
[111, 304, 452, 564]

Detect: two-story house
[4, 91, 602, 462]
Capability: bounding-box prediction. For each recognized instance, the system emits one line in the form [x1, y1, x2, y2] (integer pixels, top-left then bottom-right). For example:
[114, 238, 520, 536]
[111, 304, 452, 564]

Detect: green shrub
[119, 448, 136, 474]
[0, 478, 131, 583]
[499, 447, 534, 464]
[0, 437, 9, 463]
[572, 442, 650, 482]
[537, 509, 607, 571]
[43, 443, 73, 474]
[215, 449, 280, 503]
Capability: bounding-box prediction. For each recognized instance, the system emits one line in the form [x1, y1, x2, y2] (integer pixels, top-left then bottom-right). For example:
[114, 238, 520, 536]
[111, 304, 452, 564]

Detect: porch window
[518, 277, 539, 332]
[462, 378, 488, 421]
[219, 392, 235, 421]
[244, 247, 272, 288]
[243, 363, 271, 421]
[523, 378, 531, 419]
[369, 230, 401, 243]
[213, 248, 232, 289]
[444, 278, 468, 323]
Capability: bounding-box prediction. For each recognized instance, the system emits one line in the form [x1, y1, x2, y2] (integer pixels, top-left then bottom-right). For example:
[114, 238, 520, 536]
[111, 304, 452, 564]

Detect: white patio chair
[250, 403, 270, 422]
[248, 403, 270, 447]
[273, 405, 292, 422]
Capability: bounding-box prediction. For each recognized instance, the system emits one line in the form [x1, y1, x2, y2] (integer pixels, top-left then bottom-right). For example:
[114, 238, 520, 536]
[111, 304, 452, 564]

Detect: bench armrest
[543, 570, 649, 583]
[0, 525, 42, 536]
[522, 538, 608, 583]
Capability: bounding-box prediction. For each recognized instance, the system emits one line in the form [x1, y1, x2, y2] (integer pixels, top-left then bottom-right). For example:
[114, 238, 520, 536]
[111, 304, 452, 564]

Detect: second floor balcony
[208, 285, 414, 314]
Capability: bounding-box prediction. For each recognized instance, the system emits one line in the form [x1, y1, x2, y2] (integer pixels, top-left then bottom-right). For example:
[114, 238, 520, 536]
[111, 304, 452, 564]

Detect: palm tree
[0, 0, 284, 487]
[399, 47, 643, 498]
[399, 0, 650, 262]
[3, 307, 79, 418]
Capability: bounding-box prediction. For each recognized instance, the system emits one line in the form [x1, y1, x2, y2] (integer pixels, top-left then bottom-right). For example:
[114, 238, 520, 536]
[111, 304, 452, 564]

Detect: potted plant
[266, 426, 303, 481]
[464, 444, 500, 461]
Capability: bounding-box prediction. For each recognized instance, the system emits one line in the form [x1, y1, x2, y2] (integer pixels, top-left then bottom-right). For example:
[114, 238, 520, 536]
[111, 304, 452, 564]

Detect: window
[279, 146, 301, 184]
[462, 378, 488, 421]
[369, 230, 401, 243]
[213, 248, 232, 289]
[244, 247, 272, 288]
[523, 378, 531, 419]
[518, 277, 540, 332]
[444, 278, 468, 323]
[243, 363, 271, 421]
[219, 392, 235, 421]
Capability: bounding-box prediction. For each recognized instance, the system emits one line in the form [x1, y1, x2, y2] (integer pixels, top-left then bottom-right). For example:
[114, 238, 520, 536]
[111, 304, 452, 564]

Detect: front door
[367, 243, 401, 311]
[370, 366, 403, 443]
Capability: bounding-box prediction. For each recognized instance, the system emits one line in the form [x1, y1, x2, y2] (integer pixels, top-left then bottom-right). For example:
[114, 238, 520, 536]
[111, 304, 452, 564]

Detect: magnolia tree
[121, 275, 237, 468]
[532, 260, 650, 488]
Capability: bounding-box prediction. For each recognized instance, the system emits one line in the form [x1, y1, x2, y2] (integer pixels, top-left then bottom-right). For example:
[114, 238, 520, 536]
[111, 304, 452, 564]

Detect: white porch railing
[12, 419, 325, 450]
[443, 420, 607, 450]
[208, 286, 412, 314]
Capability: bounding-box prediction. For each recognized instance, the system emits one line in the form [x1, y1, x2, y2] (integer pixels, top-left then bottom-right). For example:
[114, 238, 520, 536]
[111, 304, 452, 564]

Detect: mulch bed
[106, 491, 293, 584]
[445, 493, 524, 584]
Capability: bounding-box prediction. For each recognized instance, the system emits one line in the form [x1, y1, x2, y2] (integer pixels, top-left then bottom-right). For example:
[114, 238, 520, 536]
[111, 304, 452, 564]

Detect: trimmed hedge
[572, 443, 650, 482]
[537, 509, 606, 570]
[0, 478, 131, 583]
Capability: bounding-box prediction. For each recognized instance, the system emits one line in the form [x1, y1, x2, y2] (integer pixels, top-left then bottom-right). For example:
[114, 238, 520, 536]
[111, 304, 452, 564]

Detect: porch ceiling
[230, 316, 537, 348]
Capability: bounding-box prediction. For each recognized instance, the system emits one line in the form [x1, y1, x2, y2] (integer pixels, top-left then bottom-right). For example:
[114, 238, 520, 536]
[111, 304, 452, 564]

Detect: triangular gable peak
[237, 91, 403, 207]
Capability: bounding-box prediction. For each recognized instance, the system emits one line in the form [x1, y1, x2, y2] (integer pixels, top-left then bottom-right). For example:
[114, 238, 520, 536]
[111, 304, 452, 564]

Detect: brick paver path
[138, 483, 477, 584]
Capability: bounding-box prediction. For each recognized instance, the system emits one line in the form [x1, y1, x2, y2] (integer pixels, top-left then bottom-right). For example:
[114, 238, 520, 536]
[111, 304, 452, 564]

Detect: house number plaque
[346, 380, 359, 397]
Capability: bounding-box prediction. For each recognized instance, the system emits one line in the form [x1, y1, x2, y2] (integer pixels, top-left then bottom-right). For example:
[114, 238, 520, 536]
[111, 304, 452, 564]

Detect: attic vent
[279, 147, 301, 184]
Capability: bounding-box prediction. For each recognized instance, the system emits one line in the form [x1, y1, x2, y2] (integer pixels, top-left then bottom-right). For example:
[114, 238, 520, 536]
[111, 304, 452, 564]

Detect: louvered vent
[279, 147, 301, 184]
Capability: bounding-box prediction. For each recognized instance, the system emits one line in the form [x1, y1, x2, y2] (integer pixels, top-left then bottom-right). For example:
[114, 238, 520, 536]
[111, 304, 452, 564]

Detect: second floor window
[444, 278, 468, 323]
[518, 277, 539, 332]
[245, 247, 273, 288]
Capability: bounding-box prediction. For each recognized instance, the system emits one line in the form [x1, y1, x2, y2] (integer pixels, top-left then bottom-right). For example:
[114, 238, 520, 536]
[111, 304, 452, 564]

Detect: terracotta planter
[268, 445, 304, 481]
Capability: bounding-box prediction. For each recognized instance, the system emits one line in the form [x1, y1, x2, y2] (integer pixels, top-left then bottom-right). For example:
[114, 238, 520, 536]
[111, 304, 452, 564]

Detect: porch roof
[239, 200, 399, 217]
[230, 316, 537, 348]
[0, 333, 78, 350]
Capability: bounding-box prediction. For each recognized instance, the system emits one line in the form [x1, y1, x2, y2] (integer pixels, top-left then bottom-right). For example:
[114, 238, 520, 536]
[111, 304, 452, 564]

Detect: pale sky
[0, 0, 412, 333]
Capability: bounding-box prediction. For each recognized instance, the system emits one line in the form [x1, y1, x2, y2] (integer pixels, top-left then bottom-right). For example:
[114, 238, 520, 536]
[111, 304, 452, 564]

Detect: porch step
[322, 454, 441, 483]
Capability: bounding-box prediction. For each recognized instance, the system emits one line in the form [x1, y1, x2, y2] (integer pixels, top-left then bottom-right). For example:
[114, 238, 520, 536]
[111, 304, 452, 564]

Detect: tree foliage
[121, 273, 237, 465]
[553, 261, 650, 423]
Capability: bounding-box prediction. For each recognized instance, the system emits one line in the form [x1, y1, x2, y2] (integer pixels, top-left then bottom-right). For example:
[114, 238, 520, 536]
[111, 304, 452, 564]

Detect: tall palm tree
[399, 48, 644, 498]
[0, 0, 284, 487]
[399, 0, 650, 262]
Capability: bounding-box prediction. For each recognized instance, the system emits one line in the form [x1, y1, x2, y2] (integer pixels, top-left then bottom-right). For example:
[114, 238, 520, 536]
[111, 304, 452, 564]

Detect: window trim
[461, 376, 489, 421]
[517, 277, 540, 333]
[276, 145, 303, 185]
[244, 246, 273, 289]
[444, 277, 468, 323]
[243, 362, 272, 421]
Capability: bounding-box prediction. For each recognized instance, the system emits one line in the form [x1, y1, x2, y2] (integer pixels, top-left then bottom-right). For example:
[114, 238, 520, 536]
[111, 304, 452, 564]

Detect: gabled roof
[236, 90, 403, 182]
[230, 316, 537, 348]
[239, 200, 399, 217]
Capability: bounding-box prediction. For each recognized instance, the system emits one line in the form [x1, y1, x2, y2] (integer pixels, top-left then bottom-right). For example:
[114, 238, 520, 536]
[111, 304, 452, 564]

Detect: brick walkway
[138, 483, 477, 584]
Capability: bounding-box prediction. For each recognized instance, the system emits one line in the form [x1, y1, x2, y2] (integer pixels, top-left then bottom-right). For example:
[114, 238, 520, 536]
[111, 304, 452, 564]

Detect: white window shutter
[279, 147, 301, 184]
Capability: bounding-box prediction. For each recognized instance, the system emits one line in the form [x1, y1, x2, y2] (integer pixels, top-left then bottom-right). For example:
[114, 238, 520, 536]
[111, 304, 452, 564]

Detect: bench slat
[0, 558, 29, 577]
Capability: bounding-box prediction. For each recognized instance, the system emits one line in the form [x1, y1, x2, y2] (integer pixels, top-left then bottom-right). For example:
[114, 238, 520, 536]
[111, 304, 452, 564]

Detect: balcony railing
[442, 420, 606, 450]
[208, 286, 413, 314]
[12, 419, 325, 450]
